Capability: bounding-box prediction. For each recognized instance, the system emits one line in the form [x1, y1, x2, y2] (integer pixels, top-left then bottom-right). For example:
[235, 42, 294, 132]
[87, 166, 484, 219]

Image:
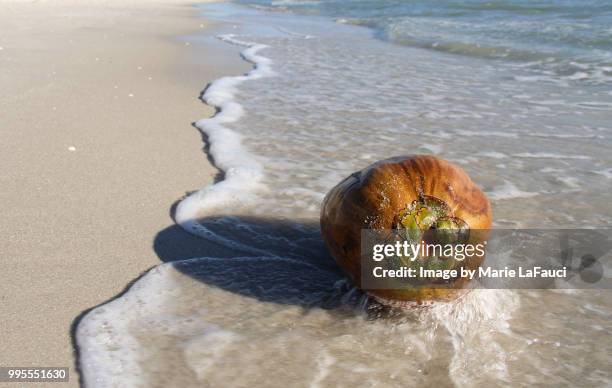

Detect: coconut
[320, 155, 492, 305]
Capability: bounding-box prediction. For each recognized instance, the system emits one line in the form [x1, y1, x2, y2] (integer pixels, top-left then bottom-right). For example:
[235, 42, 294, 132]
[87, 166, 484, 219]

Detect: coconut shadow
[154, 210, 354, 308]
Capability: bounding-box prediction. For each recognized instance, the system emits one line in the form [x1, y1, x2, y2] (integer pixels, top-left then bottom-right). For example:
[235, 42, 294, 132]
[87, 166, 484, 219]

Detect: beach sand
[0, 0, 246, 383]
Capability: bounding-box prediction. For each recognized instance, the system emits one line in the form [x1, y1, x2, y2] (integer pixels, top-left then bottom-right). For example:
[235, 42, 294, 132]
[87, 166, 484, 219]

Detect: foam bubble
[557, 176, 581, 188]
[594, 169, 612, 179]
[419, 143, 443, 154]
[513, 152, 591, 160]
[488, 182, 539, 200]
[477, 151, 507, 159]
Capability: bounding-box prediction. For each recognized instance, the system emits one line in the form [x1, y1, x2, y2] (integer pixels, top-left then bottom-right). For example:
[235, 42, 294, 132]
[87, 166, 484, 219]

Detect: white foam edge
[76, 256, 321, 387]
[76, 264, 169, 388]
[175, 34, 275, 250]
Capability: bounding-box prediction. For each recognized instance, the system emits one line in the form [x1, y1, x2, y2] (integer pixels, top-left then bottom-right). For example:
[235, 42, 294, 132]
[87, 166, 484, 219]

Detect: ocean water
[238, 0, 612, 86]
[77, 2, 612, 387]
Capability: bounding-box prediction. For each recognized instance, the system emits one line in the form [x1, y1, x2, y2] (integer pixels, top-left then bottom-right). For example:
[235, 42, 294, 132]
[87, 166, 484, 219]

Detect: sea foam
[175, 34, 275, 248]
[488, 182, 539, 201]
[76, 257, 521, 387]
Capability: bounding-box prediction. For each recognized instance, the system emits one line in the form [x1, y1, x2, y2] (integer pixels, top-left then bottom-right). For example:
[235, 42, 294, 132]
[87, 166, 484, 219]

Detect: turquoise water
[236, 0, 612, 84]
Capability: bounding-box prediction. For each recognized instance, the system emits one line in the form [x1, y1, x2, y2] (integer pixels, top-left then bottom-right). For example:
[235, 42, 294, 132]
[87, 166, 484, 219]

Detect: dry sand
[0, 0, 247, 384]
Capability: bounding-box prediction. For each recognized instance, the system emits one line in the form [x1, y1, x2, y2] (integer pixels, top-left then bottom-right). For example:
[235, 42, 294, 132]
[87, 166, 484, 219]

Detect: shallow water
[237, 0, 612, 86]
[77, 3, 612, 387]
[177, 4, 612, 231]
